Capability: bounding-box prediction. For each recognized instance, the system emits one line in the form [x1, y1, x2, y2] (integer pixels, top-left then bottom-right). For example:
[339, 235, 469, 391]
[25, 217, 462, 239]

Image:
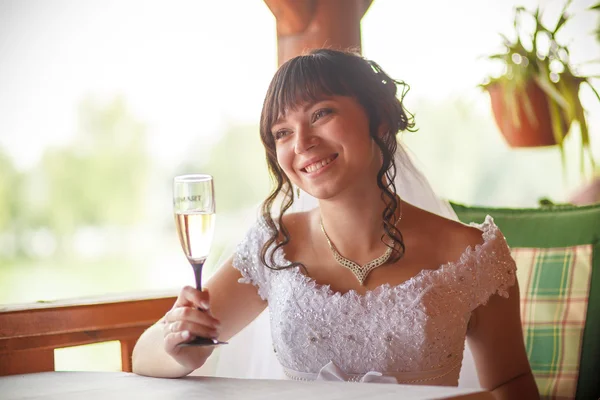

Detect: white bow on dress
[315, 361, 398, 384]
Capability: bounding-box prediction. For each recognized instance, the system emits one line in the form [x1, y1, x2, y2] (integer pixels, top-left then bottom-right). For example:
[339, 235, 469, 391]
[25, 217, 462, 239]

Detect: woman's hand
[161, 286, 221, 370]
[132, 258, 266, 378]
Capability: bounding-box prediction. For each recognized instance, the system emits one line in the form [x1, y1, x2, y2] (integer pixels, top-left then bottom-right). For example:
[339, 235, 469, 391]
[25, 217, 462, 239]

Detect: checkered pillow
[512, 245, 594, 400]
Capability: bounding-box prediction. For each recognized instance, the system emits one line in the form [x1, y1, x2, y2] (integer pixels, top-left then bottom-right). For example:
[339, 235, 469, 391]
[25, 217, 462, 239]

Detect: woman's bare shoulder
[403, 202, 484, 262]
[280, 209, 319, 233]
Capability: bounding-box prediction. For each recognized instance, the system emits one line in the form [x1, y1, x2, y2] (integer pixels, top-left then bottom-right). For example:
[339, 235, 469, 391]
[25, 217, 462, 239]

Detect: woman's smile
[300, 154, 339, 175]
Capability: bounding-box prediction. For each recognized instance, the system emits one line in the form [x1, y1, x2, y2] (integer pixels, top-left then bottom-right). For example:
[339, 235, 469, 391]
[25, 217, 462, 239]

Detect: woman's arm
[467, 281, 540, 399]
[132, 256, 267, 378]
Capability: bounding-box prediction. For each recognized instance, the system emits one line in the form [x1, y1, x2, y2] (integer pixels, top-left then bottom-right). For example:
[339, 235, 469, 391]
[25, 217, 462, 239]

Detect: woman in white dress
[132, 49, 539, 399]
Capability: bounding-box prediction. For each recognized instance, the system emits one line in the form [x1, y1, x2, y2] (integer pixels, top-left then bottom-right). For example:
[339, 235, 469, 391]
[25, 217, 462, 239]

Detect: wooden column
[265, 0, 373, 66]
[120, 338, 137, 372]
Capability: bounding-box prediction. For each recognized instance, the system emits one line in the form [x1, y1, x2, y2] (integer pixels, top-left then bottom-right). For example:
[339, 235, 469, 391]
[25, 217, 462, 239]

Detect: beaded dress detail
[232, 216, 516, 385]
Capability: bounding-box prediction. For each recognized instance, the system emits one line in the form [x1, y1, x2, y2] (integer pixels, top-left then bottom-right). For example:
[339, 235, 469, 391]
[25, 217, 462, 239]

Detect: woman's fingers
[164, 306, 220, 329]
[163, 320, 220, 355]
[174, 286, 210, 310]
[165, 320, 220, 339]
[162, 286, 221, 355]
[164, 330, 192, 352]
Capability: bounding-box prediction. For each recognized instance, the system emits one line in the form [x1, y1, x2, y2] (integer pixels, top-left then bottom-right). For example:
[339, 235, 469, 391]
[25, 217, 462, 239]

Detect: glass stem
[190, 259, 205, 290]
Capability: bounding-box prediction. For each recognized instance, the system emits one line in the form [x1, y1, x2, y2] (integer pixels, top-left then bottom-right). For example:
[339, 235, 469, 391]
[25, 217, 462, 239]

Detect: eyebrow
[272, 98, 333, 128]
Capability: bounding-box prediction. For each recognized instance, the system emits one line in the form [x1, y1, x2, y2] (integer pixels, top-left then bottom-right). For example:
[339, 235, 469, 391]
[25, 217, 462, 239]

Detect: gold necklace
[320, 214, 400, 286]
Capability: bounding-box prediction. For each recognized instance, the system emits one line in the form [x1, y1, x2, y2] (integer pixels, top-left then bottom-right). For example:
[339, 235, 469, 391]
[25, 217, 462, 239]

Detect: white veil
[203, 143, 480, 388]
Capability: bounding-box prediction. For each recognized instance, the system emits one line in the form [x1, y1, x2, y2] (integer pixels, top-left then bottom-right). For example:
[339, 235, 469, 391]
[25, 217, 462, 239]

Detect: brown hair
[259, 48, 416, 270]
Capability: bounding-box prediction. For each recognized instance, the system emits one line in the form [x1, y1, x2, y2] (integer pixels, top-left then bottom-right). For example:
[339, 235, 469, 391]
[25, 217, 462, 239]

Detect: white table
[0, 371, 493, 400]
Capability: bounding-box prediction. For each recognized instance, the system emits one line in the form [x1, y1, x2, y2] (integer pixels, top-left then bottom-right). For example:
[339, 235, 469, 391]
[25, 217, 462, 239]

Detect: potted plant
[481, 1, 599, 172]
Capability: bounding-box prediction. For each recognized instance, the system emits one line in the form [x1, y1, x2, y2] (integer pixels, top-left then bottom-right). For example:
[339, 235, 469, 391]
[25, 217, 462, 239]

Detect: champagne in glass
[173, 174, 225, 346]
[174, 211, 215, 286]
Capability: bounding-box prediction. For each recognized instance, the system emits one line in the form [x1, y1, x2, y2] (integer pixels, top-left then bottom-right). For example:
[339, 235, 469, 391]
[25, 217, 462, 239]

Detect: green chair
[450, 202, 600, 400]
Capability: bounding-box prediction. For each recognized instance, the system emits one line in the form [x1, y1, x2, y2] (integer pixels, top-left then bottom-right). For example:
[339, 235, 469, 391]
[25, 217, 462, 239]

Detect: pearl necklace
[319, 216, 400, 286]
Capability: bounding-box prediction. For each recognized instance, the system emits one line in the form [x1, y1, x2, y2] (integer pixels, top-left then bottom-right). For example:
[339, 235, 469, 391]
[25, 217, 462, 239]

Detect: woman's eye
[274, 129, 290, 140]
[312, 108, 332, 123]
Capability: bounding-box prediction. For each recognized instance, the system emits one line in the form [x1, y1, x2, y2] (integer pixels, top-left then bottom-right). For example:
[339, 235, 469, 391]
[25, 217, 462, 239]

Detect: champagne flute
[173, 174, 226, 346]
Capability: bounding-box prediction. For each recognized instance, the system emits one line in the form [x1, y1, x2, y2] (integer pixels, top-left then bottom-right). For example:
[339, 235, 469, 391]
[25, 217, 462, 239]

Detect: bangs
[265, 55, 354, 130]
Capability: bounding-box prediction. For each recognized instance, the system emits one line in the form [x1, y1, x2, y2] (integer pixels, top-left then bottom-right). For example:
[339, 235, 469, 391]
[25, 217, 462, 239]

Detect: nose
[294, 125, 318, 154]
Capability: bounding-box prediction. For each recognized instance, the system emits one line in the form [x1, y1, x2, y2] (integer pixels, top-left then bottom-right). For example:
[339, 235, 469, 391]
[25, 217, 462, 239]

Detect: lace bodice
[232, 216, 516, 385]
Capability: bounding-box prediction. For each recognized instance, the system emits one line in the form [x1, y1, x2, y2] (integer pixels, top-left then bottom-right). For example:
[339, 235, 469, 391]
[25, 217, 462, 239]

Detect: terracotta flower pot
[487, 80, 560, 147]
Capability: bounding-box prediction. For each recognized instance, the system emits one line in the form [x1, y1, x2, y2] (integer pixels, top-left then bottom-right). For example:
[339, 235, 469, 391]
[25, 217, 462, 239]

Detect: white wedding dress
[230, 214, 516, 385]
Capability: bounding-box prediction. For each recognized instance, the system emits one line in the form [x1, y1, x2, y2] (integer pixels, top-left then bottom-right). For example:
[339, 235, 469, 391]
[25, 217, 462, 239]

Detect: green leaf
[533, 74, 569, 110]
[548, 94, 567, 144]
[558, 73, 581, 122]
[575, 108, 594, 173]
[552, 0, 573, 42]
[559, 75, 596, 174]
[489, 53, 510, 61]
[547, 95, 568, 180]
[560, 0, 574, 15]
[552, 14, 569, 35]
[520, 86, 538, 127]
[499, 33, 513, 47]
[582, 80, 600, 103]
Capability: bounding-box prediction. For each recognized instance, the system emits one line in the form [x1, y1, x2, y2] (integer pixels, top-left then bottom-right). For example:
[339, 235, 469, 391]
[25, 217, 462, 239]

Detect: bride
[132, 49, 539, 399]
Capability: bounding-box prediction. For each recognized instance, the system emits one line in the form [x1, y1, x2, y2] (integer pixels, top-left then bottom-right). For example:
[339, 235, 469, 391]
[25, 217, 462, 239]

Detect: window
[0, 1, 276, 305]
[362, 0, 600, 207]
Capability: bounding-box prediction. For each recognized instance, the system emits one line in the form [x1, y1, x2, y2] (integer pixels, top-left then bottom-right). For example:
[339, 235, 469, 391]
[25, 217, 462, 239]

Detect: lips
[301, 154, 338, 173]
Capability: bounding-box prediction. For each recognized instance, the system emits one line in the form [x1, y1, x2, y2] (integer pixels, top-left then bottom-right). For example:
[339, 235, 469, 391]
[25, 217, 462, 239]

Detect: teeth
[305, 157, 334, 173]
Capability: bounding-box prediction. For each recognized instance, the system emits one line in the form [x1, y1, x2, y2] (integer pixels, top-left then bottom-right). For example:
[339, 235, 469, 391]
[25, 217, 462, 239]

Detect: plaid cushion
[451, 201, 600, 399]
[512, 245, 593, 400]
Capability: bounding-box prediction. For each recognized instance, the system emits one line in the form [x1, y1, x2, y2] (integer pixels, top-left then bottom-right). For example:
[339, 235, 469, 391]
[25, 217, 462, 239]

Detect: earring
[296, 186, 301, 199]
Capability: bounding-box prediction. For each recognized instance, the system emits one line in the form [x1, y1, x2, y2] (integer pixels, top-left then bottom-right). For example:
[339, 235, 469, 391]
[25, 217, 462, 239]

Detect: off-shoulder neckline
[267, 215, 501, 300]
